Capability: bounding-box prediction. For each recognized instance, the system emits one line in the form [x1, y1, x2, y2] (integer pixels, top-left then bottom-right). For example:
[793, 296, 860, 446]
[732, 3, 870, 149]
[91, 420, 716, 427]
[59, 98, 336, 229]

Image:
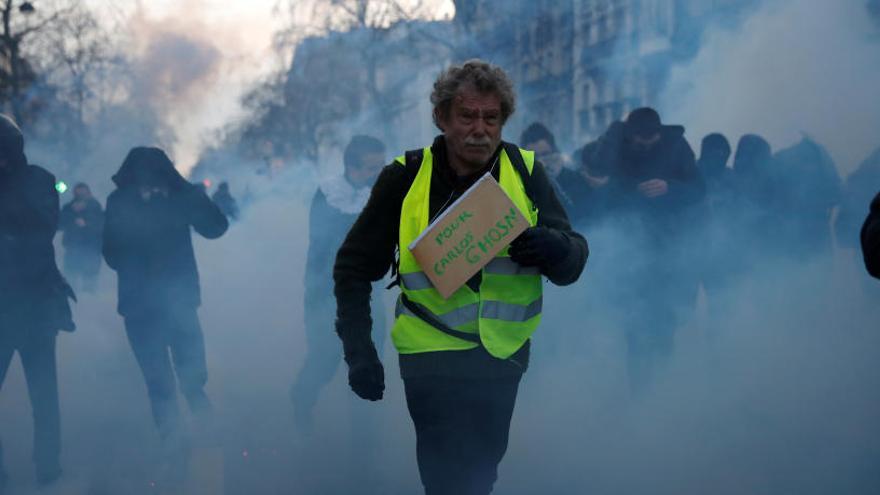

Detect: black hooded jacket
[862, 191, 880, 279]
[103, 147, 228, 317]
[595, 122, 705, 243]
[0, 123, 64, 327]
[0, 163, 62, 315]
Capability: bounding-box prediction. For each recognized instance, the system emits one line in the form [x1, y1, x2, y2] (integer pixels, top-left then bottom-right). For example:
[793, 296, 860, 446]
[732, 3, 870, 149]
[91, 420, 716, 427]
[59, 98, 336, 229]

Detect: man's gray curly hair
[430, 59, 516, 129]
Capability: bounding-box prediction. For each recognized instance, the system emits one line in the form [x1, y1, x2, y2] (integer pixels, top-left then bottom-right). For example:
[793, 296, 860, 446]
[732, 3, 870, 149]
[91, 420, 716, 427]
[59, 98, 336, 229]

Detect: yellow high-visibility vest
[392, 145, 543, 359]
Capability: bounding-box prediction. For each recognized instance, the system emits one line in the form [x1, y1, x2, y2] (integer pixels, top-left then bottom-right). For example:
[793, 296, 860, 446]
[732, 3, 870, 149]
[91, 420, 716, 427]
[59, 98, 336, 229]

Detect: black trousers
[124, 306, 210, 440]
[404, 375, 521, 495]
[0, 329, 61, 478]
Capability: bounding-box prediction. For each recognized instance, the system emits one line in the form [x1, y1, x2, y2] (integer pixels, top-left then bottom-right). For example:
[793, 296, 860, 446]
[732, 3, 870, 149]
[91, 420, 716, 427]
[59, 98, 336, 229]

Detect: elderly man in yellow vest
[333, 59, 588, 495]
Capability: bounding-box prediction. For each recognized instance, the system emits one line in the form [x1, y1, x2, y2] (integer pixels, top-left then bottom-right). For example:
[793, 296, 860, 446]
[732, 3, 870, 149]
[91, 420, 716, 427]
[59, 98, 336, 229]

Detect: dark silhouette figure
[0, 114, 74, 488]
[103, 147, 228, 474]
[731, 134, 778, 264]
[863, 192, 880, 279]
[696, 133, 739, 298]
[290, 135, 388, 431]
[594, 108, 705, 393]
[699, 133, 734, 197]
[520, 122, 594, 227]
[211, 181, 240, 221]
[773, 136, 841, 259]
[59, 183, 104, 292]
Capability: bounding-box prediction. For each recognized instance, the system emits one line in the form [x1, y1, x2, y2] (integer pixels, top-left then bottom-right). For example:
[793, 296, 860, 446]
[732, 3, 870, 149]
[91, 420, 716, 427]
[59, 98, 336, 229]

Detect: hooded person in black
[0, 114, 73, 487]
[593, 108, 705, 393]
[699, 133, 734, 201]
[103, 147, 228, 471]
[772, 136, 841, 260]
[59, 183, 104, 293]
[696, 133, 739, 300]
[862, 191, 880, 279]
[731, 134, 779, 265]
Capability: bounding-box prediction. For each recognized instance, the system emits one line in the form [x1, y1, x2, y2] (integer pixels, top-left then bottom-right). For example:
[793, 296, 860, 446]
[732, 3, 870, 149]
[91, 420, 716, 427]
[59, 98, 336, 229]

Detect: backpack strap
[387, 148, 426, 290]
[502, 142, 537, 205]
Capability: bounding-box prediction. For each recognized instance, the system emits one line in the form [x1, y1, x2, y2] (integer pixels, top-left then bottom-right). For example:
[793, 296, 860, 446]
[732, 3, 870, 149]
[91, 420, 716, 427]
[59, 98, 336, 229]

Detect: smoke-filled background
[1, 0, 879, 493]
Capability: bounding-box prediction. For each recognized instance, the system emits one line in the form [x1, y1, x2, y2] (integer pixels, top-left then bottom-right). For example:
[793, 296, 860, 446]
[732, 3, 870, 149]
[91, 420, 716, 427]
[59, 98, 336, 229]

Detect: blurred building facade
[453, 0, 755, 150]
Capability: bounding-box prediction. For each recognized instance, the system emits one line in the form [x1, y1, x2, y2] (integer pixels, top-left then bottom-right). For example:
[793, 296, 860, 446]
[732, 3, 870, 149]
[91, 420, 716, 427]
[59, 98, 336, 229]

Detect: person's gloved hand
[341, 334, 385, 401]
[509, 226, 570, 269]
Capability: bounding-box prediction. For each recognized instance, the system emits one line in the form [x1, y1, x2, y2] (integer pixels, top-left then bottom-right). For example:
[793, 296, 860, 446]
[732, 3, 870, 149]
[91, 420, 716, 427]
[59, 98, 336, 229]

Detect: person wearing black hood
[696, 133, 738, 302]
[103, 147, 228, 470]
[59, 183, 104, 293]
[698, 133, 734, 200]
[731, 134, 778, 264]
[773, 136, 842, 260]
[862, 191, 880, 279]
[0, 114, 74, 488]
[593, 107, 705, 393]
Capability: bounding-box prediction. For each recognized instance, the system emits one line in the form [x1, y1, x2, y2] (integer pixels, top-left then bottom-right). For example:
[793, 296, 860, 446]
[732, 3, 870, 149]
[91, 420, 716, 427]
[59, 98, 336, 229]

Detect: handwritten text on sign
[409, 174, 529, 299]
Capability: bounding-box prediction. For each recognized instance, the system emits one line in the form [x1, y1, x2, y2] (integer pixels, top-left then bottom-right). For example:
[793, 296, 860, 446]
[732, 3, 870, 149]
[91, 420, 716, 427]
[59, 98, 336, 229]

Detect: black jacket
[862, 191, 880, 279]
[597, 123, 705, 235]
[60, 198, 104, 250]
[333, 136, 589, 378]
[306, 189, 360, 331]
[103, 148, 228, 317]
[0, 158, 65, 327]
[772, 137, 841, 258]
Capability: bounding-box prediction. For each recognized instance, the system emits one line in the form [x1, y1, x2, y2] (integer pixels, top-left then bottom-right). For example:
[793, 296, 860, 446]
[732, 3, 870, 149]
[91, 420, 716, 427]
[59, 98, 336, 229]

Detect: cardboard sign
[409, 173, 530, 299]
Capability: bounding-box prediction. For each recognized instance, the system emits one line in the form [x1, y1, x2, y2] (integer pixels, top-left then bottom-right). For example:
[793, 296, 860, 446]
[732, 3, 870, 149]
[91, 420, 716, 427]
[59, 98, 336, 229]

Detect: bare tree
[27, 3, 126, 125]
[0, 0, 79, 122]
[252, 0, 452, 162]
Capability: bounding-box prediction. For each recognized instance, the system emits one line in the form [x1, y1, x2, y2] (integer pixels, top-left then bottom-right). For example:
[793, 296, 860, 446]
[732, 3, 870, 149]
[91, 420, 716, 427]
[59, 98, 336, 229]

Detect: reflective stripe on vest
[391, 145, 543, 359]
[400, 258, 540, 292]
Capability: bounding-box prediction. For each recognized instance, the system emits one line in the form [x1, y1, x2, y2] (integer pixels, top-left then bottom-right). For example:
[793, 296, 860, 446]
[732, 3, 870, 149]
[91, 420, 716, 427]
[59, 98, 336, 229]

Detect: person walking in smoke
[333, 60, 588, 494]
[730, 134, 778, 265]
[862, 191, 880, 279]
[772, 136, 842, 260]
[0, 114, 75, 489]
[696, 133, 738, 303]
[290, 135, 388, 430]
[59, 183, 104, 293]
[519, 122, 594, 225]
[102, 147, 228, 476]
[592, 107, 705, 394]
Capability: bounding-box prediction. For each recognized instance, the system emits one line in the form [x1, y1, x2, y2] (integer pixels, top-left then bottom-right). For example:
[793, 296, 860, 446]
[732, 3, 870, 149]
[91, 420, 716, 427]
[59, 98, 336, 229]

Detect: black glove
[508, 226, 570, 269]
[341, 333, 385, 401]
